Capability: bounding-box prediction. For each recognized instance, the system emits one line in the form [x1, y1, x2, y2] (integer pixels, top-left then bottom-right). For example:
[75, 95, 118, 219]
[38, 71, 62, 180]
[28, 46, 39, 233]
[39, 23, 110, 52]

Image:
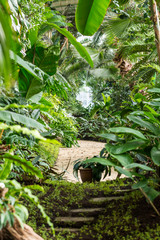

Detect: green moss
[37, 141, 61, 165]
[25, 179, 160, 240]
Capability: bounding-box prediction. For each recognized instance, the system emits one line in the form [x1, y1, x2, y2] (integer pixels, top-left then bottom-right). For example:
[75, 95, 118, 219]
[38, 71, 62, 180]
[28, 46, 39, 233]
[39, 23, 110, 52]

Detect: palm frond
[132, 65, 156, 82]
[116, 0, 131, 5]
[105, 17, 132, 42]
[89, 68, 115, 80]
[147, 63, 160, 74]
[64, 62, 87, 77]
[118, 41, 155, 59]
[126, 47, 158, 80]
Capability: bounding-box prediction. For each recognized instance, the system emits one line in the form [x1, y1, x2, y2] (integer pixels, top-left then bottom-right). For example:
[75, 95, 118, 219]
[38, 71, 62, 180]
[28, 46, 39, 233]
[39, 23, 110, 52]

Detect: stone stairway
[54, 193, 128, 234]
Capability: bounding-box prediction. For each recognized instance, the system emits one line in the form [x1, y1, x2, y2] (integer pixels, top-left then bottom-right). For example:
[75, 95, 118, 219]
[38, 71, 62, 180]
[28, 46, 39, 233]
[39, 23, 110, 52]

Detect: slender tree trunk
[150, 0, 160, 64]
[150, 0, 160, 179]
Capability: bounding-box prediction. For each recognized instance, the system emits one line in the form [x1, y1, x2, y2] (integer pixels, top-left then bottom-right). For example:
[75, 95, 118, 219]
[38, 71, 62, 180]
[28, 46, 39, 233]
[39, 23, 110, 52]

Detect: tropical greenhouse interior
[1, 0, 160, 239]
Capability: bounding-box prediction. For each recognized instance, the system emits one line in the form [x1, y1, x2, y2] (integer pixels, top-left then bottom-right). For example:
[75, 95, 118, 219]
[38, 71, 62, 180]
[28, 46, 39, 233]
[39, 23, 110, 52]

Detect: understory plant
[84, 86, 160, 216]
[73, 158, 110, 182]
[0, 125, 55, 235]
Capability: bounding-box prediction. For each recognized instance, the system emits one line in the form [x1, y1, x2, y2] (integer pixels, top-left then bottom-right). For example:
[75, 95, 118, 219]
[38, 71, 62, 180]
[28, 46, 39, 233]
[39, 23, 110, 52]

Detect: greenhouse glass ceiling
[51, 0, 78, 11]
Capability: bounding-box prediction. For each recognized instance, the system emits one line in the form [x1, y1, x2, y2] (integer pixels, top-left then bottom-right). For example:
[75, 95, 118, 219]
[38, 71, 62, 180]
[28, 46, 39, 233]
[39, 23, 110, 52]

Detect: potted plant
[73, 157, 109, 183]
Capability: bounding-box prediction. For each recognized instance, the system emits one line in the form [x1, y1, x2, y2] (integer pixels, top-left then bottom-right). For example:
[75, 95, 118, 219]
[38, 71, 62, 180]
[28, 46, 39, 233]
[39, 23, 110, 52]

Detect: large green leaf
[151, 147, 160, 166]
[105, 139, 146, 155]
[98, 133, 123, 142]
[148, 101, 160, 107]
[125, 163, 154, 171]
[132, 180, 148, 189]
[129, 111, 160, 124]
[0, 154, 43, 178]
[25, 79, 44, 100]
[148, 88, 160, 93]
[128, 115, 160, 135]
[142, 186, 160, 202]
[0, 2, 16, 88]
[75, 0, 110, 36]
[28, 27, 38, 47]
[0, 110, 45, 131]
[47, 23, 93, 67]
[25, 45, 59, 76]
[22, 43, 60, 98]
[15, 204, 29, 222]
[0, 160, 12, 180]
[115, 166, 133, 178]
[83, 157, 116, 166]
[11, 52, 53, 99]
[110, 153, 133, 167]
[10, 51, 44, 81]
[109, 127, 146, 140]
[13, 55, 46, 99]
[145, 105, 160, 116]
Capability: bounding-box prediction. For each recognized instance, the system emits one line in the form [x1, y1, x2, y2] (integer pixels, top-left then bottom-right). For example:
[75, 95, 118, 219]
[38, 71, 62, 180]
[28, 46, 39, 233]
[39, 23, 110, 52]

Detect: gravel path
[55, 140, 118, 183]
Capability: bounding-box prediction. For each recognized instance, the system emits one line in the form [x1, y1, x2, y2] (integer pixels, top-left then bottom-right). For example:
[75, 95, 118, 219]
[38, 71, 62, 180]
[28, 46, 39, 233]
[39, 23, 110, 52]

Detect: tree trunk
[150, 0, 160, 64]
[0, 218, 44, 240]
[0, 188, 44, 240]
[150, 0, 160, 179]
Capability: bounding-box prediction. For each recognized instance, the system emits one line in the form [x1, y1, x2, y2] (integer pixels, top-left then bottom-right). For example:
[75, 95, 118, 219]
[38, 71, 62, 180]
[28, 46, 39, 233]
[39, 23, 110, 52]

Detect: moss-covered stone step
[55, 216, 94, 228]
[55, 228, 80, 233]
[89, 195, 124, 204]
[69, 208, 105, 217]
[115, 189, 135, 193]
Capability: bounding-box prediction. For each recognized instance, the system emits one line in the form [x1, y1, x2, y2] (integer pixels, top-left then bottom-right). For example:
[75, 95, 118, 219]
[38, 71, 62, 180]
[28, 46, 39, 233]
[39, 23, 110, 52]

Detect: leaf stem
[139, 187, 160, 216]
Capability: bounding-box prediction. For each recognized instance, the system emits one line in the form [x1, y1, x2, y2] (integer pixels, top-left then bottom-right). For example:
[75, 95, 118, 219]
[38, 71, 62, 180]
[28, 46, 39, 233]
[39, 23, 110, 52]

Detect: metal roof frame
[51, 0, 78, 11]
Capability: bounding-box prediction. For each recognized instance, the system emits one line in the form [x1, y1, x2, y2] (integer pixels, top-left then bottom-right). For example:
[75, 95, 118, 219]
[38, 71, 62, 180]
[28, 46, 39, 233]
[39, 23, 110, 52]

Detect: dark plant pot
[79, 168, 93, 183]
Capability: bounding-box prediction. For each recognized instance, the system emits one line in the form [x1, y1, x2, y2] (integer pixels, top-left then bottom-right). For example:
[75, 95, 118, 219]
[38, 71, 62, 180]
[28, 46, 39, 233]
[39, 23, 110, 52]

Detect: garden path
[55, 140, 119, 183]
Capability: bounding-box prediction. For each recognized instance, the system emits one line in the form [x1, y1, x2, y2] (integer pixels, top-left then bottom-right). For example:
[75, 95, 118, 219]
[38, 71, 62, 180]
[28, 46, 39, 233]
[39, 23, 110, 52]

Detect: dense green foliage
[1, 0, 160, 238]
[0, 0, 92, 236]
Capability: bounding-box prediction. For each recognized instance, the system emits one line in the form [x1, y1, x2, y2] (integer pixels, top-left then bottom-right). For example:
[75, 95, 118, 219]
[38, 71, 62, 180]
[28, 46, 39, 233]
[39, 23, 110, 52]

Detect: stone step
[69, 207, 105, 217]
[55, 216, 94, 228]
[55, 228, 80, 233]
[115, 189, 132, 192]
[89, 195, 124, 204]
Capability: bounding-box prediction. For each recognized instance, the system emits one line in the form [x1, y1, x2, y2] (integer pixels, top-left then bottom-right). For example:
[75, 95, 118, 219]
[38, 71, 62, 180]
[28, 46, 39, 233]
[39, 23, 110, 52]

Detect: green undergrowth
[25, 179, 160, 240]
